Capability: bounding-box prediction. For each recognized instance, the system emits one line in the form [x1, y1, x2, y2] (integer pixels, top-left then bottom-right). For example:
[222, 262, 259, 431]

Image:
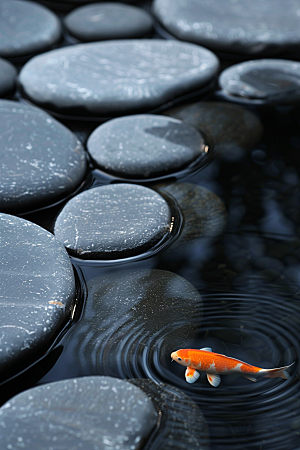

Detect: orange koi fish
[171, 347, 294, 387]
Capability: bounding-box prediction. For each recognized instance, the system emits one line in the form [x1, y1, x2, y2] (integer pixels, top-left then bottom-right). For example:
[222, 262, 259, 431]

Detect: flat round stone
[0, 213, 75, 381]
[65, 3, 153, 41]
[219, 59, 300, 105]
[0, 100, 87, 213]
[54, 184, 171, 259]
[19, 39, 220, 117]
[0, 376, 158, 450]
[165, 101, 263, 161]
[0, 58, 17, 97]
[0, 0, 61, 59]
[153, 0, 300, 57]
[87, 114, 207, 179]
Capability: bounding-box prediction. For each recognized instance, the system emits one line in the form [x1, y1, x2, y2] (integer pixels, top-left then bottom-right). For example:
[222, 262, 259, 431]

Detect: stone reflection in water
[41, 269, 203, 383]
[165, 101, 263, 161]
[163, 293, 300, 450]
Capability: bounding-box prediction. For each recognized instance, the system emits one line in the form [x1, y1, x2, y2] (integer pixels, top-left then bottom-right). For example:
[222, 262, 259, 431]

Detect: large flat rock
[19, 39, 219, 117]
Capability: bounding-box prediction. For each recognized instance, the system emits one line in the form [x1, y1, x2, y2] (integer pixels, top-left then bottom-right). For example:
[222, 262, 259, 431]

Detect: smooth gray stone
[65, 3, 153, 41]
[153, 0, 300, 57]
[0, 213, 75, 379]
[0, 100, 87, 213]
[0, 376, 157, 450]
[0, 0, 61, 59]
[219, 59, 300, 105]
[0, 58, 17, 97]
[19, 39, 220, 116]
[54, 184, 171, 259]
[87, 114, 207, 179]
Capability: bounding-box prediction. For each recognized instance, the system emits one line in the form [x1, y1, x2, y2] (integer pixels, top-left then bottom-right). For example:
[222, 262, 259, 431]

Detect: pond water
[1, 1, 300, 449]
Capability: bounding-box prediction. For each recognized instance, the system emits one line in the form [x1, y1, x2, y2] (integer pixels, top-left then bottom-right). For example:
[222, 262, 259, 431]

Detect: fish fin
[260, 362, 294, 379]
[243, 375, 257, 382]
[185, 367, 200, 384]
[200, 347, 212, 352]
[207, 373, 221, 387]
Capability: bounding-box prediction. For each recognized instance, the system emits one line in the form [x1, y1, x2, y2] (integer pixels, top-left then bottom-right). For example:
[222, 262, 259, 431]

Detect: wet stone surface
[0, 376, 158, 450]
[87, 114, 207, 179]
[54, 184, 171, 259]
[0, 0, 61, 59]
[41, 269, 203, 381]
[165, 101, 263, 161]
[0, 100, 87, 214]
[19, 39, 220, 117]
[153, 0, 300, 57]
[0, 213, 75, 382]
[0, 58, 17, 98]
[219, 59, 300, 105]
[65, 3, 153, 41]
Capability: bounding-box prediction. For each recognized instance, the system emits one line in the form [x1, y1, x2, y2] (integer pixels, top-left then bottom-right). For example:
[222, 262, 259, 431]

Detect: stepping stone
[0, 376, 158, 450]
[87, 114, 208, 179]
[19, 39, 220, 117]
[0, 58, 17, 98]
[165, 101, 263, 161]
[0, 100, 87, 214]
[219, 59, 300, 105]
[153, 0, 300, 57]
[54, 184, 171, 259]
[0, 0, 61, 59]
[42, 269, 203, 380]
[65, 3, 153, 41]
[0, 213, 75, 382]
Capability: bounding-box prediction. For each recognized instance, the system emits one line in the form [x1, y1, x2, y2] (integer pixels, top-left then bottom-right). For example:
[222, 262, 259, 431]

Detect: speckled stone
[0, 376, 158, 450]
[165, 101, 263, 161]
[0, 58, 17, 97]
[0, 100, 87, 213]
[0, 213, 75, 381]
[153, 0, 300, 57]
[19, 39, 220, 117]
[54, 184, 171, 259]
[0, 0, 61, 59]
[219, 59, 300, 105]
[65, 3, 153, 41]
[87, 114, 207, 179]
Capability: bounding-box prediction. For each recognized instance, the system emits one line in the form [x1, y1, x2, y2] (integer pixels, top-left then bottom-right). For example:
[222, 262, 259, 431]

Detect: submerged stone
[65, 3, 153, 41]
[153, 0, 300, 57]
[87, 114, 207, 179]
[0, 376, 157, 450]
[0, 58, 17, 97]
[54, 184, 171, 259]
[19, 39, 219, 117]
[165, 101, 263, 161]
[219, 59, 300, 105]
[0, 213, 75, 382]
[0, 100, 87, 213]
[0, 0, 61, 59]
[42, 269, 203, 382]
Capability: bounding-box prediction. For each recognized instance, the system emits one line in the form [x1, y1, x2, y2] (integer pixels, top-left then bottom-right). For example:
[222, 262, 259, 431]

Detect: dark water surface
[1, 1, 300, 450]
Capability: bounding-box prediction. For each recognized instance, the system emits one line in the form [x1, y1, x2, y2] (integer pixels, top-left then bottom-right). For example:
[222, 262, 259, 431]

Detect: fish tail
[260, 362, 294, 379]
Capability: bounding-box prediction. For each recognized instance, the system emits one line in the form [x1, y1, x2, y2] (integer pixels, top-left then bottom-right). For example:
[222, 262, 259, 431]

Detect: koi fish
[171, 347, 294, 387]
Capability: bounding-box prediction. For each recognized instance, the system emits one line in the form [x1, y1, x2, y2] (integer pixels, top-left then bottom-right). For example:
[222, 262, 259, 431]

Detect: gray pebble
[0, 58, 16, 97]
[0, 0, 61, 59]
[19, 39, 220, 116]
[54, 184, 171, 259]
[0, 100, 87, 213]
[0, 376, 157, 450]
[65, 3, 153, 41]
[87, 114, 207, 179]
[0, 213, 75, 380]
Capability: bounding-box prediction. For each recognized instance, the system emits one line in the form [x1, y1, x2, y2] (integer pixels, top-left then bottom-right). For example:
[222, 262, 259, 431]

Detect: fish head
[171, 349, 191, 367]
